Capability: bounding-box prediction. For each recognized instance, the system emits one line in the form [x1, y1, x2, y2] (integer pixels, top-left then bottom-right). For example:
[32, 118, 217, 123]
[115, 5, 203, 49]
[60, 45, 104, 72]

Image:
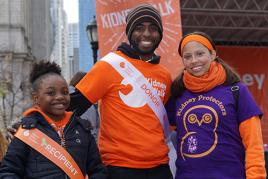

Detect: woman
[168, 31, 266, 178]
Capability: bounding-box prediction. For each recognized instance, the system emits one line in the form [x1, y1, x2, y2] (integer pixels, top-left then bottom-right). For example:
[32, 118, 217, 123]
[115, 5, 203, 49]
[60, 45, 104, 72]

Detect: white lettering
[41, 141, 79, 176]
[239, 73, 265, 90]
[242, 74, 254, 86]
[60, 155, 66, 162]
[254, 74, 265, 90]
[100, 1, 176, 29]
[153, 0, 175, 16]
[100, 14, 109, 28]
[54, 151, 60, 158]
[45, 144, 52, 150]
[141, 84, 160, 106]
[100, 9, 130, 28]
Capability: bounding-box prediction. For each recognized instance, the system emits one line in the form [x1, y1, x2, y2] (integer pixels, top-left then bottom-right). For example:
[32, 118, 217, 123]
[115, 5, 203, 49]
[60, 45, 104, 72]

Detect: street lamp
[86, 16, 99, 64]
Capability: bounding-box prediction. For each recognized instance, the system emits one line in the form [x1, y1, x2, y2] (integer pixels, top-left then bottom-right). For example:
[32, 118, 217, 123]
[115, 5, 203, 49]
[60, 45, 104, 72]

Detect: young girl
[0, 60, 107, 179]
[168, 32, 266, 178]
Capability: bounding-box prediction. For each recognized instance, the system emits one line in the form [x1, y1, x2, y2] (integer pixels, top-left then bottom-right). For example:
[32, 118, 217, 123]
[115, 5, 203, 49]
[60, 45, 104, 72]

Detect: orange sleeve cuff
[239, 116, 267, 179]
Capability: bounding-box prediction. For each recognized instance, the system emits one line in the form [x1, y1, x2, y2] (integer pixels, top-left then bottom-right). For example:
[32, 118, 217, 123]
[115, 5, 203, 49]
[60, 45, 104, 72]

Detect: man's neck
[139, 54, 154, 62]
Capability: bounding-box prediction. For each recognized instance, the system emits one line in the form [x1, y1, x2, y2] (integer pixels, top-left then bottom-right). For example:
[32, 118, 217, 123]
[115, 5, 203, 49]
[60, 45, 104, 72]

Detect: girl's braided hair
[30, 60, 62, 91]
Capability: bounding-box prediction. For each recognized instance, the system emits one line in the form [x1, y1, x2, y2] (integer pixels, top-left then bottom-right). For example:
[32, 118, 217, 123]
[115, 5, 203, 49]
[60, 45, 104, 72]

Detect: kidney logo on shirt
[180, 105, 219, 160]
[119, 78, 147, 108]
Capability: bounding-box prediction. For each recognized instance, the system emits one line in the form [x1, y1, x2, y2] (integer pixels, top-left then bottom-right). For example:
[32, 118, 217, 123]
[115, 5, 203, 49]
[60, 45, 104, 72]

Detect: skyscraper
[68, 23, 79, 76]
[78, 0, 96, 71]
[50, 0, 69, 80]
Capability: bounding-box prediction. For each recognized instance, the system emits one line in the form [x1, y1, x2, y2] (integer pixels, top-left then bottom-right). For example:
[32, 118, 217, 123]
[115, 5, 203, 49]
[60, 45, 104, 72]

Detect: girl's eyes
[62, 90, 69, 95]
[45, 89, 69, 96]
[46, 91, 55, 96]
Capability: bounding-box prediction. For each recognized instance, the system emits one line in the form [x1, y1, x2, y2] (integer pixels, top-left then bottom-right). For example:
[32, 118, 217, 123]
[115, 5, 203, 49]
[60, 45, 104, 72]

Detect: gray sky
[64, 0, 78, 23]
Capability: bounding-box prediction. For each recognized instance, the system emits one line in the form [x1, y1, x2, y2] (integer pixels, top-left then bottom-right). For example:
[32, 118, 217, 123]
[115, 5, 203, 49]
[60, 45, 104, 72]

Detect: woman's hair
[171, 31, 240, 99]
[69, 71, 87, 87]
[30, 60, 62, 92]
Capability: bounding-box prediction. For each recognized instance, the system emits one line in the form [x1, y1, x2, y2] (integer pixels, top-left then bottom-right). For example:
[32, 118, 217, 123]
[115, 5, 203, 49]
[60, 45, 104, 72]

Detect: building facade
[0, 0, 54, 131]
[78, 0, 96, 72]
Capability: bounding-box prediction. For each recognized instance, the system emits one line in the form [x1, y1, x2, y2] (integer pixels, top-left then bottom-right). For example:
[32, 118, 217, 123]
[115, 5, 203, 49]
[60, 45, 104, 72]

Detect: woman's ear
[211, 50, 217, 60]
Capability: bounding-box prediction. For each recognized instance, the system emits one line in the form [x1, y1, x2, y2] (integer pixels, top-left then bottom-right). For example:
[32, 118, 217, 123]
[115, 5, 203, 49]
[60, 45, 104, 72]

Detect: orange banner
[217, 46, 268, 144]
[96, 0, 183, 79]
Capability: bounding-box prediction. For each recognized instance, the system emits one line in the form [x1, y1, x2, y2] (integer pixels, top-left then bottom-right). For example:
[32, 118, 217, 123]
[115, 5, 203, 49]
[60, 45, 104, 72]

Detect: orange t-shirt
[76, 51, 172, 168]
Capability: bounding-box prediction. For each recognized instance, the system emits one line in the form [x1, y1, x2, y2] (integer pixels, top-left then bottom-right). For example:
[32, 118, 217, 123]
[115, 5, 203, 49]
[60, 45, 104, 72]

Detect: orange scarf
[23, 106, 73, 135]
[183, 61, 226, 93]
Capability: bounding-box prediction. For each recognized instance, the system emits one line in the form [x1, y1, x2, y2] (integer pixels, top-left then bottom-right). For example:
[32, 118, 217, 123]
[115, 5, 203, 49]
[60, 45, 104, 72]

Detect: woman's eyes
[183, 52, 205, 60]
[196, 52, 204, 57]
[183, 55, 192, 60]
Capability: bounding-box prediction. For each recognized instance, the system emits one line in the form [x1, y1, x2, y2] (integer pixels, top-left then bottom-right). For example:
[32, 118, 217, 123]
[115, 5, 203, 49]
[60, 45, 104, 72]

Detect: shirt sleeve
[237, 83, 263, 124]
[76, 61, 119, 104]
[239, 116, 266, 179]
[165, 96, 177, 126]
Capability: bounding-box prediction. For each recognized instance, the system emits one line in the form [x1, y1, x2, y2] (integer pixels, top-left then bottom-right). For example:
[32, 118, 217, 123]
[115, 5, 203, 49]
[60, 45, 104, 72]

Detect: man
[70, 4, 173, 179]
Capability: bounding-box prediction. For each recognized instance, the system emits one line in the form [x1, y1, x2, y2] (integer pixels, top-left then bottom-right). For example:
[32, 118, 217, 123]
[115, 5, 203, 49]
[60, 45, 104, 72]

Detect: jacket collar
[117, 42, 160, 64]
[21, 112, 90, 131]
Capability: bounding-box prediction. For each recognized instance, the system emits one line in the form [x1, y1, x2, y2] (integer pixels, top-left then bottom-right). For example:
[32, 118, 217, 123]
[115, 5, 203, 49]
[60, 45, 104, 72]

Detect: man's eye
[134, 25, 144, 31]
[150, 25, 158, 32]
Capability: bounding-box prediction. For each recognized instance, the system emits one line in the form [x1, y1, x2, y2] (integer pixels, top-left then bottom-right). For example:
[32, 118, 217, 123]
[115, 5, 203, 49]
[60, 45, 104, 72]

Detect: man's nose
[142, 27, 150, 36]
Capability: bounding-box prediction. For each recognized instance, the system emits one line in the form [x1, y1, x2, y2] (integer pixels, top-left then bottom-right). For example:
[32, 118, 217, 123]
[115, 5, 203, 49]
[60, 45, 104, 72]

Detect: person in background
[167, 31, 266, 178]
[69, 4, 173, 179]
[0, 132, 8, 165]
[69, 71, 99, 142]
[0, 60, 107, 178]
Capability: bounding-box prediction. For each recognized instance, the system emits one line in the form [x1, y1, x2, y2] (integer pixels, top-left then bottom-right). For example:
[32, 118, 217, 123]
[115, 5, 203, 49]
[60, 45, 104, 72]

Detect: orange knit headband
[179, 34, 215, 55]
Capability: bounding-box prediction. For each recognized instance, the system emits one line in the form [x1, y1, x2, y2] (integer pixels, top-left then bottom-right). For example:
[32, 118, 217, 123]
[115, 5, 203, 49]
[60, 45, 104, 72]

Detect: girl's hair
[69, 71, 87, 87]
[171, 31, 240, 99]
[30, 60, 62, 91]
